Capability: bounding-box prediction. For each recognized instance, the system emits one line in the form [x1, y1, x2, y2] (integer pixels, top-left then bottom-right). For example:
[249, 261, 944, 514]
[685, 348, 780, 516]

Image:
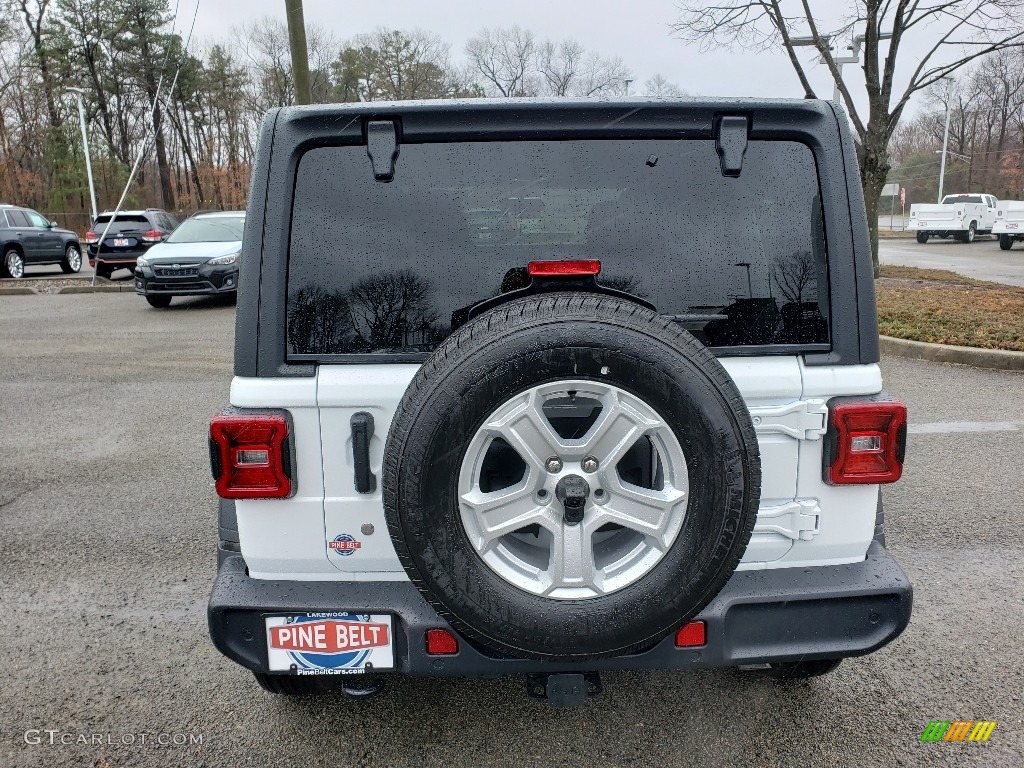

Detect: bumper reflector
[425, 629, 459, 655]
[674, 621, 706, 648]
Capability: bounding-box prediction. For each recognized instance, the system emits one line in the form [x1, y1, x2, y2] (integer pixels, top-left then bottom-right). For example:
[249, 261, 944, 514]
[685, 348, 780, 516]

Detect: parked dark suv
[85, 209, 178, 278]
[0, 204, 83, 278]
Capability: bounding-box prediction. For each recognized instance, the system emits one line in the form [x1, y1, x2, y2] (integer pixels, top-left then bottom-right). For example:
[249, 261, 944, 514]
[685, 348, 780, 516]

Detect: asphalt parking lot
[879, 236, 1024, 286]
[1, 292, 1022, 767]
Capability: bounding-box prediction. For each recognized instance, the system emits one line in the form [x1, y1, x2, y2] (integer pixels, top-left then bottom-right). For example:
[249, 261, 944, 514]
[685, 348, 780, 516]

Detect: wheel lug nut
[545, 457, 563, 473]
[581, 456, 599, 473]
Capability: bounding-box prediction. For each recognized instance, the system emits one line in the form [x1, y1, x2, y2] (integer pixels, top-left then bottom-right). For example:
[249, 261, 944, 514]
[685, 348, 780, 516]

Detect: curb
[0, 286, 37, 296]
[58, 285, 135, 294]
[880, 335, 1024, 372]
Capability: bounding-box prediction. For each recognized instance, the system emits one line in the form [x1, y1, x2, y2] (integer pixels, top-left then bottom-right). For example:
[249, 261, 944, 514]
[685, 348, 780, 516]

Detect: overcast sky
[185, 0, 953, 118]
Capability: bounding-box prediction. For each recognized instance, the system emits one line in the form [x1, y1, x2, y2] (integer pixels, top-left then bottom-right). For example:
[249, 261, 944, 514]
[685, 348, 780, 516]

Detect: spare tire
[382, 293, 760, 660]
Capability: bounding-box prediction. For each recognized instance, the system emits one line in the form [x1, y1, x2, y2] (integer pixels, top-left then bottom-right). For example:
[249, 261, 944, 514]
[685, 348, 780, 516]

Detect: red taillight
[527, 260, 601, 277]
[84, 231, 99, 244]
[425, 629, 459, 655]
[141, 229, 164, 243]
[675, 621, 706, 648]
[209, 413, 292, 499]
[825, 399, 907, 485]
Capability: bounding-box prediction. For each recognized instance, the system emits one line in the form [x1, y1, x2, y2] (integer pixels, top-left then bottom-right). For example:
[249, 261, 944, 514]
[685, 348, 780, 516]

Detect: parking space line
[909, 421, 1019, 434]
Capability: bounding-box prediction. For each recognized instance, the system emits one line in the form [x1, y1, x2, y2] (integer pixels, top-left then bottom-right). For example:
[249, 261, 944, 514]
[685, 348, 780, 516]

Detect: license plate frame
[265, 613, 395, 675]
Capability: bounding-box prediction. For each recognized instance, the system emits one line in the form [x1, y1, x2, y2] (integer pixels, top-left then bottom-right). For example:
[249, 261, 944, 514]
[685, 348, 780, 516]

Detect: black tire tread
[146, 294, 172, 308]
[2, 246, 23, 278]
[60, 244, 81, 274]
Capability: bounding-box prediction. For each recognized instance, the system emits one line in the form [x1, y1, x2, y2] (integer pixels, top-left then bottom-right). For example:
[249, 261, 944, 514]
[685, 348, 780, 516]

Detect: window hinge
[714, 115, 749, 177]
[749, 399, 828, 441]
[754, 499, 821, 541]
[365, 120, 400, 182]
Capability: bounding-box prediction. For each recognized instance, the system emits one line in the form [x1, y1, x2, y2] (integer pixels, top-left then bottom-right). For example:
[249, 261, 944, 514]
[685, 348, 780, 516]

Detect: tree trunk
[858, 129, 892, 279]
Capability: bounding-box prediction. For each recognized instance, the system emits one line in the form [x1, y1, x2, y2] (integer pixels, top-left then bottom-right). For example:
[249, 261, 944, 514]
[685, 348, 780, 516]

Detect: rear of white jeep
[208, 99, 912, 705]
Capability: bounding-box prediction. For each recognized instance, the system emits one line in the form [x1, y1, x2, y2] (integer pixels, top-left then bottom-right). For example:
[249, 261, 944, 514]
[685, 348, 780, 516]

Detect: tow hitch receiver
[526, 672, 603, 708]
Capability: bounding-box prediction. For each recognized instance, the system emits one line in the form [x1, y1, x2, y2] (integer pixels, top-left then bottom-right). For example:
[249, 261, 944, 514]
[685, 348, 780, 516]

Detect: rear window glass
[943, 195, 984, 204]
[5, 210, 29, 227]
[287, 139, 829, 358]
[94, 214, 149, 227]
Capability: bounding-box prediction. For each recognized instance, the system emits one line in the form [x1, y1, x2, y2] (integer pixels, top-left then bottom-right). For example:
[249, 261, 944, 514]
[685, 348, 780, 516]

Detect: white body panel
[992, 201, 1024, 235]
[230, 357, 885, 582]
[908, 193, 997, 232]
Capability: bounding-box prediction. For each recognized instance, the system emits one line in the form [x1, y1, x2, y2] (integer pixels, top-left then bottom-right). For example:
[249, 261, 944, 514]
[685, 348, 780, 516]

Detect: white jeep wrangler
[207, 99, 912, 706]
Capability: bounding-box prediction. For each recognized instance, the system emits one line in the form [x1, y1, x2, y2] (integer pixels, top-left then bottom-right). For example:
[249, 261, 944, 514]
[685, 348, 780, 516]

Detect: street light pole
[790, 32, 891, 107]
[67, 87, 98, 223]
[937, 82, 954, 203]
[735, 262, 753, 297]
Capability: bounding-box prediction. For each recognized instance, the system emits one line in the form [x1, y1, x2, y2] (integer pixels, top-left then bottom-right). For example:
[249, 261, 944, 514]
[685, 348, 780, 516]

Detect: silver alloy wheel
[457, 380, 689, 600]
[5, 251, 24, 278]
[66, 245, 82, 271]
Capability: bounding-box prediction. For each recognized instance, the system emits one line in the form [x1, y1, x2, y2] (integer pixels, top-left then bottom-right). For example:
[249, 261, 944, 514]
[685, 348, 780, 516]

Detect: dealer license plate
[265, 613, 394, 675]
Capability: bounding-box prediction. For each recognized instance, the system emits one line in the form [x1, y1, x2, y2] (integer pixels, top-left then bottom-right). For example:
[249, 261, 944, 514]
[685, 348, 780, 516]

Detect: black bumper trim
[208, 541, 912, 677]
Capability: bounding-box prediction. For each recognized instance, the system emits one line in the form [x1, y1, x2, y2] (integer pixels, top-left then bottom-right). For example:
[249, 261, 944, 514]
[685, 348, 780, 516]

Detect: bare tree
[347, 271, 437, 350]
[235, 17, 294, 111]
[643, 74, 687, 97]
[970, 48, 1024, 192]
[536, 38, 584, 96]
[465, 26, 537, 97]
[572, 52, 630, 97]
[534, 38, 631, 97]
[671, 1, 1024, 274]
[772, 249, 817, 305]
[287, 286, 353, 355]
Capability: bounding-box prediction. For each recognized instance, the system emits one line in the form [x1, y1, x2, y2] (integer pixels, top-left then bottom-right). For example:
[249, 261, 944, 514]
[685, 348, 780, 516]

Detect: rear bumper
[906, 224, 959, 232]
[208, 541, 912, 677]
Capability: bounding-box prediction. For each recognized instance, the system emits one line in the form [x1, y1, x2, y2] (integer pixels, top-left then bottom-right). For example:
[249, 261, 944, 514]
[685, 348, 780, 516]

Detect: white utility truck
[908, 193, 998, 243]
[993, 200, 1024, 251]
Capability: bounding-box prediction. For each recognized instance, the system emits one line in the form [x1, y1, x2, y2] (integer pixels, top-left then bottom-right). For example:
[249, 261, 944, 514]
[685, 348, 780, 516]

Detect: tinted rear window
[5, 210, 29, 227]
[287, 139, 829, 358]
[94, 214, 149, 228]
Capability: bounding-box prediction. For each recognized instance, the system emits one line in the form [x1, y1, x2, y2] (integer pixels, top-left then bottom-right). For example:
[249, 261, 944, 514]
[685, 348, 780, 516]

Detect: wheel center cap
[554, 474, 590, 525]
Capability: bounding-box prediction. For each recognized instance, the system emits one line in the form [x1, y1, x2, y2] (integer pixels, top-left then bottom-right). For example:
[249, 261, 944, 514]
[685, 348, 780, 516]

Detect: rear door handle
[350, 412, 376, 494]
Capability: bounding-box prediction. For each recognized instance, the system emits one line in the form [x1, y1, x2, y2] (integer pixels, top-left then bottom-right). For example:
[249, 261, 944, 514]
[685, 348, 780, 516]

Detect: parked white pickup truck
[993, 201, 1024, 251]
[908, 193, 998, 244]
